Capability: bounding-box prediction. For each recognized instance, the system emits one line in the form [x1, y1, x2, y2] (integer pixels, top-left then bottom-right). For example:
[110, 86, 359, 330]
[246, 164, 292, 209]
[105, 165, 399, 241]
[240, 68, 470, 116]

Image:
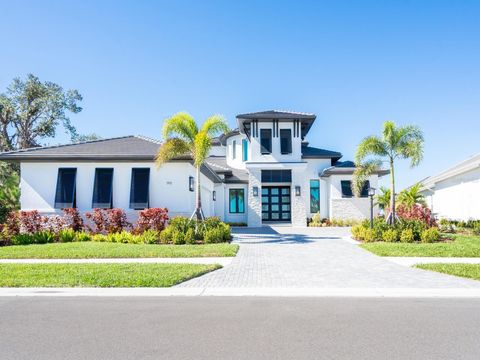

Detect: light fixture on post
[368, 186, 376, 229]
[295, 186, 301, 196]
[189, 176, 194, 192]
[252, 186, 258, 197]
[213, 191, 216, 201]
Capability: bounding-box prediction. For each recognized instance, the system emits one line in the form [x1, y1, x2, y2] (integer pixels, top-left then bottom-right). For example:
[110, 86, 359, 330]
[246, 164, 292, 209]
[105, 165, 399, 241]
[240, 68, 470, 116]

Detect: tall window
[280, 129, 292, 154]
[310, 180, 320, 213]
[260, 129, 272, 154]
[130, 168, 150, 209]
[232, 140, 236, 159]
[242, 139, 248, 161]
[229, 189, 245, 213]
[341, 180, 370, 198]
[92, 168, 114, 208]
[54, 168, 77, 208]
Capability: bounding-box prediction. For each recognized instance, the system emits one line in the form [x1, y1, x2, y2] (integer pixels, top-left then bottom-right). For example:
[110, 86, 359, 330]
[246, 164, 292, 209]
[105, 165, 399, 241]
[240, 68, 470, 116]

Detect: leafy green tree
[156, 112, 229, 221]
[0, 74, 82, 151]
[397, 183, 426, 208]
[0, 162, 20, 223]
[353, 121, 424, 225]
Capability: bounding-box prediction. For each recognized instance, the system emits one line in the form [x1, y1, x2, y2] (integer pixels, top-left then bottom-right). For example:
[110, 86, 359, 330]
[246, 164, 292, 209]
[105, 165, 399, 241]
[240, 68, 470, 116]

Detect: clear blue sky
[2, 0, 479, 190]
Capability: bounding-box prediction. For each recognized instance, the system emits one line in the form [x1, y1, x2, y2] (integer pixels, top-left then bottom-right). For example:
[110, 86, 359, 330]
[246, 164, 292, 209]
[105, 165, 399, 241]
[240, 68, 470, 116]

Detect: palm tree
[375, 186, 391, 211]
[397, 183, 426, 208]
[156, 112, 229, 221]
[353, 121, 424, 225]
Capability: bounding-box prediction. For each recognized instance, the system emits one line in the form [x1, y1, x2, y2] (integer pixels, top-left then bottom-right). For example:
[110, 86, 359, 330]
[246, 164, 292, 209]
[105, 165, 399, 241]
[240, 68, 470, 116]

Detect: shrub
[140, 229, 160, 244]
[363, 228, 374, 243]
[382, 229, 398, 242]
[421, 228, 440, 243]
[172, 230, 185, 245]
[400, 228, 415, 243]
[18, 210, 43, 234]
[159, 227, 173, 244]
[351, 225, 364, 240]
[86, 208, 131, 234]
[91, 234, 108, 242]
[75, 231, 91, 242]
[58, 228, 76, 243]
[184, 228, 196, 245]
[397, 219, 427, 241]
[134, 208, 169, 233]
[204, 228, 224, 244]
[396, 204, 436, 226]
[41, 215, 67, 234]
[473, 223, 480, 236]
[11, 233, 35, 245]
[62, 208, 84, 231]
[33, 231, 55, 244]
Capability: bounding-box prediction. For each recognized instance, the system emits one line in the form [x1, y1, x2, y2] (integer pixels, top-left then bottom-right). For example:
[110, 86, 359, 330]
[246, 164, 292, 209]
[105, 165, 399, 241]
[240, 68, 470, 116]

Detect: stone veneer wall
[247, 169, 262, 227]
[331, 198, 375, 220]
[291, 169, 307, 226]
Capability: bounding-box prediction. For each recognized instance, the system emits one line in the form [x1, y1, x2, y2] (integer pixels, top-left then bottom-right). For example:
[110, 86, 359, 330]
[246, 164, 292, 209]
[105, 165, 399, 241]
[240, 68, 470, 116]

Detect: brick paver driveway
[178, 226, 480, 288]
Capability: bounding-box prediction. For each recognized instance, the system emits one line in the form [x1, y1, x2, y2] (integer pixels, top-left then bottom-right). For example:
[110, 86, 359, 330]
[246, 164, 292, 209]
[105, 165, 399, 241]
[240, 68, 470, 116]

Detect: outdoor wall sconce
[252, 186, 259, 197]
[295, 186, 301, 196]
[213, 191, 216, 201]
[189, 176, 194, 192]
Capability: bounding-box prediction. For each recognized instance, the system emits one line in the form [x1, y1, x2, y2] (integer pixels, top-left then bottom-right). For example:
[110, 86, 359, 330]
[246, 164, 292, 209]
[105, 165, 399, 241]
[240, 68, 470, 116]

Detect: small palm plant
[156, 112, 229, 221]
[397, 183, 426, 208]
[353, 121, 424, 225]
[375, 186, 391, 211]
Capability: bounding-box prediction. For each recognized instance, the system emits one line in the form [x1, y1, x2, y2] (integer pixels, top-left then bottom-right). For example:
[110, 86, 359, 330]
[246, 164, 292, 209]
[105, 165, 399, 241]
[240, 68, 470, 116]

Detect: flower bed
[0, 208, 231, 246]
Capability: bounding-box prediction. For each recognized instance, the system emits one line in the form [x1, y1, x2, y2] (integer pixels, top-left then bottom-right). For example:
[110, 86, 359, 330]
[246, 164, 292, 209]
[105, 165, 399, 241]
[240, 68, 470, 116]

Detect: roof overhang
[320, 167, 390, 178]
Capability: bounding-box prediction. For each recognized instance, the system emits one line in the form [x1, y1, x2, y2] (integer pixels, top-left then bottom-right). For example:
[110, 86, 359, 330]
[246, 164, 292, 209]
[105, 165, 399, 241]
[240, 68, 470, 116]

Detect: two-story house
[0, 110, 388, 227]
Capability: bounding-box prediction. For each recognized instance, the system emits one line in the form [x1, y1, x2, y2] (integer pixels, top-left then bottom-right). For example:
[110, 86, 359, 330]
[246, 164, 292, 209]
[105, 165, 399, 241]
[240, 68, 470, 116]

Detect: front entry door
[261, 186, 291, 222]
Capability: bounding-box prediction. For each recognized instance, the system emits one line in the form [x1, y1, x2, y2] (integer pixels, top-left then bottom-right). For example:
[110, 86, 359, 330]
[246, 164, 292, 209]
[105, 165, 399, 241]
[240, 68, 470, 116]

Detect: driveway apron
[177, 226, 480, 288]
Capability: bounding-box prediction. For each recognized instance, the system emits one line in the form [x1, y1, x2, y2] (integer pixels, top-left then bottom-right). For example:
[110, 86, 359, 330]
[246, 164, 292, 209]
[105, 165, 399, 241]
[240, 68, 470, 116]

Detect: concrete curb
[0, 257, 233, 266]
[2, 287, 480, 298]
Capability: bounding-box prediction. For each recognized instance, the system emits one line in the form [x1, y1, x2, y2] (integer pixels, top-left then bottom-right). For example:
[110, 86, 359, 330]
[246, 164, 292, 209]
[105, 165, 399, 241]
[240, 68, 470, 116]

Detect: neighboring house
[418, 154, 480, 221]
[0, 110, 388, 227]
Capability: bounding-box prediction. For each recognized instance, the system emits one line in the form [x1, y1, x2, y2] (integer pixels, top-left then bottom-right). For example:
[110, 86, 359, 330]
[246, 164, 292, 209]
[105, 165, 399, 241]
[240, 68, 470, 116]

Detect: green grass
[360, 234, 480, 257]
[0, 242, 239, 259]
[0, 263, 221, 287]
[416, 263, 480, 281]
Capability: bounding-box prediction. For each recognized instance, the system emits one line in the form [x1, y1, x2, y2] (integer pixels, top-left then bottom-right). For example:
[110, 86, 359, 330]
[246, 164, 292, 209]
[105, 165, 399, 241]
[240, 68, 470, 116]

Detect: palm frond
[162, 112, 198, 143]
[396, 125, 424, 167]
[354, 135, 387, 164]
[200, 114, 229, 137]
[155, 138, 191, 167]
[352, 159, 382, 196]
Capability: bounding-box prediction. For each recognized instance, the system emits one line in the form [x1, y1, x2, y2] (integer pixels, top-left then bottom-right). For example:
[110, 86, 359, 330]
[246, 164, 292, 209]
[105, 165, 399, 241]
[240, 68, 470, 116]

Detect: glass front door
[261, 186, 291, 222]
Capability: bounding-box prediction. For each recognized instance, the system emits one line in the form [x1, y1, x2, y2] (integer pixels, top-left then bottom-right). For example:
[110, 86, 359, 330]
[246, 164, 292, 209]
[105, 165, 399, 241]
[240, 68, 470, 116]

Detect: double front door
[261, 186, 291, 222]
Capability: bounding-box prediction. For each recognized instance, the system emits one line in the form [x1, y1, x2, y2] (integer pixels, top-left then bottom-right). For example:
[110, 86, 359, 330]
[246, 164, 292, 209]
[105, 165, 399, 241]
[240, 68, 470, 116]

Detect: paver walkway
[177, 226, 480, 289]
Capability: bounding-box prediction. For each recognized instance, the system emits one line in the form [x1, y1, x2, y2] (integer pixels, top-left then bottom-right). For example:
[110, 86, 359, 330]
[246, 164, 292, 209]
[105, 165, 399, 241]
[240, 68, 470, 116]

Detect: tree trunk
[191, 165, 204, 221]
[388, 159, 396, 226]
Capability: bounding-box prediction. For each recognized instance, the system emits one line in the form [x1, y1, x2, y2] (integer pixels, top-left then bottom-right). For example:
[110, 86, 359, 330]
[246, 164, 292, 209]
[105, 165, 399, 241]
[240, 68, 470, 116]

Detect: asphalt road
[1, 297, 480, 360]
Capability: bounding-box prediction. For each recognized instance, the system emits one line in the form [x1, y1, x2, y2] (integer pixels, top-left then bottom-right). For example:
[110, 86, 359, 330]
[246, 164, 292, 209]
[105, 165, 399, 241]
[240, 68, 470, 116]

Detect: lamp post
[368, 187, 376, 229]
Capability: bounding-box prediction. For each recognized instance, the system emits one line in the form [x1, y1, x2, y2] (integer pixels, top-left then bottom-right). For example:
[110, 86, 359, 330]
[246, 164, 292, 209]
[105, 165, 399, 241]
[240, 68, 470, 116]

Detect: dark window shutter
[260, 129, 272, 154]
[280, 129, 292, 154]
[130, 168, 150, 209]
[54, 168, 77, 208]
[92, 168, 114, 208]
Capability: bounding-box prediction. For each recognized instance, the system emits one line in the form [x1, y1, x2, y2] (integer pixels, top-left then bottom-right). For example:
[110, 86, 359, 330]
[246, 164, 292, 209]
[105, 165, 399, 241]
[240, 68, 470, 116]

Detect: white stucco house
[418, 153, 480, 221]
[0, 110, 388, 227]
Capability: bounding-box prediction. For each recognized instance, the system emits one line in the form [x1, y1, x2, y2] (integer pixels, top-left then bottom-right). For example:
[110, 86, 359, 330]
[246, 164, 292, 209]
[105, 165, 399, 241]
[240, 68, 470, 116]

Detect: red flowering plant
[86, 208, 131, 234]
[0, 211, 20, 241]
[18, 210, 44, 234]
[133, 208, 169, 234]
[396, 204, 436, 227]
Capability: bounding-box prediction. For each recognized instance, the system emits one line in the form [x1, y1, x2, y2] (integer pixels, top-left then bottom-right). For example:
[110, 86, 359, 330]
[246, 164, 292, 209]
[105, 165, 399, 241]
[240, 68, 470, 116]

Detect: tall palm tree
[397, 183, 426, 208]
[353, 121, 424, 225]
[156, 112, 229, 221]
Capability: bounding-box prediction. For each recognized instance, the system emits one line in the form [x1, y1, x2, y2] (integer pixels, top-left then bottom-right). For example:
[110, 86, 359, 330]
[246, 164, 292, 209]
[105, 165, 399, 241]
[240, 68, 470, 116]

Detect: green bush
[33, 231, 55, 244]
[473, 223, 480, 236]
[421, 228, 440, 243]
[204, 228, 223, 244]
[159, 227, 173, 244]
[400, 228, 415, 243]
[184, 228, 196, 245]
[58, 228, 76, 243]
[11, 233, 34, 245]
[382, 229, 399, 242]
[397, 219, 426, 241]
[140, 230, 159, 244]
[172, 230, 185, 245]
[92, 234, 108, 242]
[75, 231, 91, 242]
[351, 225, 363, 240]
[363, 228, 374, 243]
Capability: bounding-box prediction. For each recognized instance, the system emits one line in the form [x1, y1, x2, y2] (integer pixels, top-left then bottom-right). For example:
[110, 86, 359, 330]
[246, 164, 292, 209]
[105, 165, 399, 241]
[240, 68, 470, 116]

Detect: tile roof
[301, 145, 342, 159]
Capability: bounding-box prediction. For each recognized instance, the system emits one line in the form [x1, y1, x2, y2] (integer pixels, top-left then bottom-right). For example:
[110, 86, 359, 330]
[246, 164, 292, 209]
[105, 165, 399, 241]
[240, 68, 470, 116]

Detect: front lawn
[360, 234, 480, 257]
[415, 263, 480, 281]
[0, 242, 239, 259]
[0, 263, 221, 287]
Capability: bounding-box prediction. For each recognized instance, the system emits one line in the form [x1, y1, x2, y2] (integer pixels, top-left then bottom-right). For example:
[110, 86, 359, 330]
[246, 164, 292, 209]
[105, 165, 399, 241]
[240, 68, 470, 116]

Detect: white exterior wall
[423, 167, 480, 221]
[225, 134, 247, 170]
[224, 183, 249, 224]
[20, 161, 216, 221]
[326, 174, 379, 221]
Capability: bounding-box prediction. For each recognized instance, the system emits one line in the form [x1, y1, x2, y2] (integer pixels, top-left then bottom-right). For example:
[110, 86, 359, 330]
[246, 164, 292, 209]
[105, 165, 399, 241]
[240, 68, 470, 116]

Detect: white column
[247, 169, 262, 227]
